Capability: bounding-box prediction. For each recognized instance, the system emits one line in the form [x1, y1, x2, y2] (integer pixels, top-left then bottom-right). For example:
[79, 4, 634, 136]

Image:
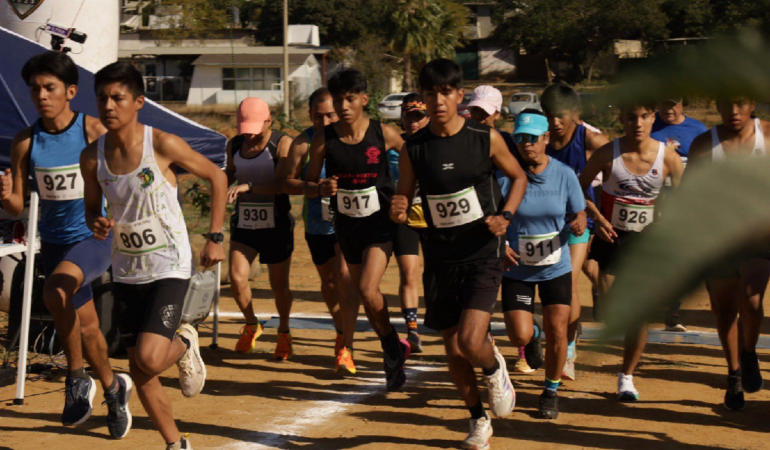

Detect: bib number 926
[611, 201, 654, 232]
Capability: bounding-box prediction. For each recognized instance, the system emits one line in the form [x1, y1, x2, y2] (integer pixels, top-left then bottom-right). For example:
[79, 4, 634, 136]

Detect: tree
[151, 0, 235, 43]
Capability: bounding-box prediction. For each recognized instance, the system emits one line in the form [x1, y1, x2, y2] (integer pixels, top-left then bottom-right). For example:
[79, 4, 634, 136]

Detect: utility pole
[283, 0, 290, 118]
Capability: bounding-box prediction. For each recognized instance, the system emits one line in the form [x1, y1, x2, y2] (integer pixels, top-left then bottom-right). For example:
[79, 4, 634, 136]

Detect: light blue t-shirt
[504, 158, 586, 282]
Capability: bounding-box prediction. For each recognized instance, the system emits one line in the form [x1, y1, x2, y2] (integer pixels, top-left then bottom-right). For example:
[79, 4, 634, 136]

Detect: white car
[377, 92, 412, 120]
[504, 92, 541, 119]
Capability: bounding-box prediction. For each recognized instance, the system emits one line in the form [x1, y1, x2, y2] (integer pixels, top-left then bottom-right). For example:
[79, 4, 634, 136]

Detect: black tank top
[407, 119, 504, 263]
[232, 131, 292, 225]
[324, 119, 393, 226]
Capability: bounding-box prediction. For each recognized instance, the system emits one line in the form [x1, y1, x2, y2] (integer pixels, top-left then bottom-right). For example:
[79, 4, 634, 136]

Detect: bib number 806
[435, 198, 471, 218]
[120, 228, 157, 249]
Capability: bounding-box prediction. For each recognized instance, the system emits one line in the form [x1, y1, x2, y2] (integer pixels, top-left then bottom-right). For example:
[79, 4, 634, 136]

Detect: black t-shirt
[324, 119, 393, 228]
[406, 119, 505, 264]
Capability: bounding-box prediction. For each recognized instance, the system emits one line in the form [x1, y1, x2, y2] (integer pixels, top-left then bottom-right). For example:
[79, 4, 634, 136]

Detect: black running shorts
[501, 272, 572, 313]
[334, 217, 394, 265]
[394, 223, 422, 257]
[116, 278, 190, 348]
[304, 232, 338, 266]
[231, 214, 295, 265]
[588, 229, 640, 275]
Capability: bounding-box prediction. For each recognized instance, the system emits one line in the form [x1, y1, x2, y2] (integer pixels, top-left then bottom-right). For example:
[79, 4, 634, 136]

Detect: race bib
[426, 186, 484, 229]
[35, 164, 84, 201]
[337, 187, 380, 218]
[238, 202, 275, 229]
[321, 197, 334, 222]
[115, 216, 168, 256]
[519, 232, 561, 266]
[611, 201, 654, 232]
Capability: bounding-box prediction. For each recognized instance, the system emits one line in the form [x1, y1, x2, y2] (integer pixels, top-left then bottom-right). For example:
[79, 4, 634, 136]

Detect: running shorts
[231, 214, 295, 265]
[394, 223, 422, 257]
[335, 217, 395, 265]
[304, 232, 338, 266]
[501, 272, 572, 313]
[115, 277, 190, 347]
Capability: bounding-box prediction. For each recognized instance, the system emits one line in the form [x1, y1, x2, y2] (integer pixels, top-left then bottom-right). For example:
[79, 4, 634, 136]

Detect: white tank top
[711, 118, 767, 161]
[97, 125, 192, 284]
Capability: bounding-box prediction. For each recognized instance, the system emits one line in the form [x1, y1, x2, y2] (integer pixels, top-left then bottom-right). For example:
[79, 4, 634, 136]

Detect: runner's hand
[0, 169, 12, 201]
[504, 245, 520, 268]
[596, 217, 617, 243]
[227, 184, 250, 204]
[200, 240, 225, 268]
[92, 216, 115, 240]
[485, 215, 510, 237]
[390, 195, 409, 223]
[569, 211, 587, 236]
[320, 176, 338, 197]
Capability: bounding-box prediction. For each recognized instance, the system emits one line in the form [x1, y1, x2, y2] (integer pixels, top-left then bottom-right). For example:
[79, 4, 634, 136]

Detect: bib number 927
[35, 164, 84, 201]
[611, 201, 654, 232]
[115, 216, 169, 255]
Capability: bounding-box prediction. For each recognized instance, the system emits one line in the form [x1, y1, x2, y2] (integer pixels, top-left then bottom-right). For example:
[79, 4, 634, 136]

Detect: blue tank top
[301, 127, 335, 235]
[29, 112, 95, 244]
[546, 124, 595, 228]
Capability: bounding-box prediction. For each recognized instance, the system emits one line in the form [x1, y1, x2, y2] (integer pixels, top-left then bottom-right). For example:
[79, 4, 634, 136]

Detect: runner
[225, 97, 296, 360]
[541, 83, 609, 381]
[0, 51, 129, 437]
[392, 58, 527, 449]
[651, 98, 707, 332]
[276, 87, 358, 373]
[578, 99, 684, 402]
[305, 68, 410, 391]
[502, 109, 587, 419]
[688, 94, 770, 411]
[81, 62, 226, 450]
[388, 92, 430, 353]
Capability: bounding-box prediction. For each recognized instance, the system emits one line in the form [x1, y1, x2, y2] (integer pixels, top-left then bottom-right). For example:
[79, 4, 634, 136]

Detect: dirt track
[2, 217, 770, 449]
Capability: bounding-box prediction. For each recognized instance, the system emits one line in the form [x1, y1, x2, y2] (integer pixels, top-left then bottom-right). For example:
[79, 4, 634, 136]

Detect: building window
[222, 68, 281, 90]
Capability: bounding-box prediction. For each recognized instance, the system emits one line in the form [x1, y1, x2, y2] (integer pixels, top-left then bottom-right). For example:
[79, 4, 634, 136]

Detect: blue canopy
[0, 26, 227, 168]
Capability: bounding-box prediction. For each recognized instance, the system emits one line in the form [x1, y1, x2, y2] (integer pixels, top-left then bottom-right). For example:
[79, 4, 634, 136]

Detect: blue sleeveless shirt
[301, 127, 335, 235]
[29, 112, 94, 244]
[546, 124, 595, 227]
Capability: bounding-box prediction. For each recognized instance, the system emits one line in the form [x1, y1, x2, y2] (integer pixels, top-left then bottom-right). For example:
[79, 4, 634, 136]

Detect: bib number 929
[611, 201, 654, 232]
[115, 216, 168, 255]
[427, 186, 484, 229]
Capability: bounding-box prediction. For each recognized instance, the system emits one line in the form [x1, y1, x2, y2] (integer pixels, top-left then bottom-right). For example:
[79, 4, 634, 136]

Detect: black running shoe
[724, 374, 745, 411]
[62, 376, 96, 426]
[740, 351, 764, 393]
[104, 374, 133, 439]
[385, 339, 410, 392]
[524, 314, 544, 371]
[538, 390, 559, 419]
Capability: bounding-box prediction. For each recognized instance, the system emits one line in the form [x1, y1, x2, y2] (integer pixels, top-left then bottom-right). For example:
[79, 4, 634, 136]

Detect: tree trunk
[404, 56, 412, 92]
[544, 57, 553, 84]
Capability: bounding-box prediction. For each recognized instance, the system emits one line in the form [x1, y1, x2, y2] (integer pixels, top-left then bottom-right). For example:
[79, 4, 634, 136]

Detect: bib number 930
[115, 216, 168, 255]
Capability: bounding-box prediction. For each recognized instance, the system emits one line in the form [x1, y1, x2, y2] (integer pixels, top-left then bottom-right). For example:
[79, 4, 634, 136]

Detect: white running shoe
[485, 350, 515, 418]
[177, 324, 206, 398]
[617, 372, 639, 402]
[461, 415, 492, 450]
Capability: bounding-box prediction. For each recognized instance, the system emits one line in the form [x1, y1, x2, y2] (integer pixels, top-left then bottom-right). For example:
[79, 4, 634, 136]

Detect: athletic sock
[68, 366, 88, 379]
[468, 400, 486, 420]
[482, 358, 500, 376]
[544, 378, 561, 393]
[402, 308, 418, 331]
[380, 326, 401, 360]
[105, 377, 119, 396]
[179, 335, 191, 351]
[532, 323, 540, 340]
[567, 341, 576, 358]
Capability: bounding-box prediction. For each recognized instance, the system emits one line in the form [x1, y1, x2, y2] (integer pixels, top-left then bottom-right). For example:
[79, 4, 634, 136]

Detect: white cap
[468, 85, 503, 115]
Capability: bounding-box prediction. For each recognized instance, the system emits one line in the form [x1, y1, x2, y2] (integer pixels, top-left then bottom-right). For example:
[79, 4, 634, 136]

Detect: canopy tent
[0, 25, 226, 405]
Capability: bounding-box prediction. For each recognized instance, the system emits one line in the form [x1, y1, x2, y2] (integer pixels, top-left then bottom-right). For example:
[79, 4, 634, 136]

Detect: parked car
[377, 92, 412, 120]
[458, 92, 473, 118]
[504, 92, 541, 118]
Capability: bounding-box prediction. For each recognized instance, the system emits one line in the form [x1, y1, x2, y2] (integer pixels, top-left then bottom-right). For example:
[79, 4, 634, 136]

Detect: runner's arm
[305, 129, 332, 198]
[684, 131, 711, 171]
[80, 144, 112, 240]
[0, 129, 32, 216]
[579, 143, 616, 241]
[225, 139, 237, 186]
[585, 129, 610, 159]
[84, 115, 108, 144]
[665, 148, 685, 188]
[277, 133, 310, 195]
[490, 129, 527, 215]
[383, 123, 406, 155]
[391, 143, 415, 224]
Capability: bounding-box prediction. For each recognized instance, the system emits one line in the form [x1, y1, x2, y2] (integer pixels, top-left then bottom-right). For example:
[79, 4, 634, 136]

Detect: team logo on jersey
[665, 137, 681, 153]
[7, 0, 45, 19]
[442, 163, 454, 170]
[366, 146, 381, 164]
[137, 167, 155, 189]
[651, 169, 659, 176]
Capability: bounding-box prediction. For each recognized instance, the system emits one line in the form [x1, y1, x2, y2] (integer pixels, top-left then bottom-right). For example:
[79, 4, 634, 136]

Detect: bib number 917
[337, 187, 380, 218]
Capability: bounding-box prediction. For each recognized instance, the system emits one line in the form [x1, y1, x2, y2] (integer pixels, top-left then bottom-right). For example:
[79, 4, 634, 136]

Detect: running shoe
[407, 330, 423, 354]
[724, 373, 745, 411]
[177, 324, 206, 397]
[562, 341, 577, 381]
[385, 339, 411, 392]
[485, 349, 515, 418]
[334, 333, 344, 356]
[62, 375, 96, 426]
[166, 435, 193, 450]
[524, 314, 544, 371]
[538, 389, 559, 419]
[103, 373, 133, 439]
[461, 415, 492, 450]
[617, 372, 639, 402]
[335, 347, 357, 374]
[274, 332, 294, 361]
[234, 323, 263, 354]
[513, 346, 535, 374]
[664, 314, 687, 332]
[740, 350, 764, 393]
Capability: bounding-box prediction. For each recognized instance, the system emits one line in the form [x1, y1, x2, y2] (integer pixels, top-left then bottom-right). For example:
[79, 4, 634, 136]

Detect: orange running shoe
[274, 332, 293, 360]
[334, 333, 344, 356]
[234, 323, 263, 354]
[335, 347, 356, 374]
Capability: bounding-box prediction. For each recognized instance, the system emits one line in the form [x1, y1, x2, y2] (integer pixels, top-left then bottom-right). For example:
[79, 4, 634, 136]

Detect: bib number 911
[115, 216, 168, 255]
[519, 232, 561, 266]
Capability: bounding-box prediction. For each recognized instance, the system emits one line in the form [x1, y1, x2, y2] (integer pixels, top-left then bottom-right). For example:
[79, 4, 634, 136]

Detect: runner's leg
[543, 304, 570, 381]
[708, 277, 741, 372]
[567, 243, 588, 342]
[314, 256, 342, 331]
[269, 257, 294, 334]
[128, 343, 181, 445]
[334, 244, 359, 349]
[738, 259, 770, 353]
[352, 242, 393, 337]
[229, 241, 259, 325]
[42, 269, 84, 373]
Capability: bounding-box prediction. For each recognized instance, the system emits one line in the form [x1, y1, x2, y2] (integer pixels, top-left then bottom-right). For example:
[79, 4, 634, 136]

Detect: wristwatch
[501, 211, 514, 221]
[245, 181, 254, 192]
[203, 232, 225, 244]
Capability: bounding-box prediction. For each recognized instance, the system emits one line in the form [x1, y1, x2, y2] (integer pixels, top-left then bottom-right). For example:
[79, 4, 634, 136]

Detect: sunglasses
[513, 133, 540, 144]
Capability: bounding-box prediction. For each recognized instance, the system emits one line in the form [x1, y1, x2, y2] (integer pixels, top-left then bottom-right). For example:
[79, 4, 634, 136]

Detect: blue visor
[514, 113, 549, 136]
